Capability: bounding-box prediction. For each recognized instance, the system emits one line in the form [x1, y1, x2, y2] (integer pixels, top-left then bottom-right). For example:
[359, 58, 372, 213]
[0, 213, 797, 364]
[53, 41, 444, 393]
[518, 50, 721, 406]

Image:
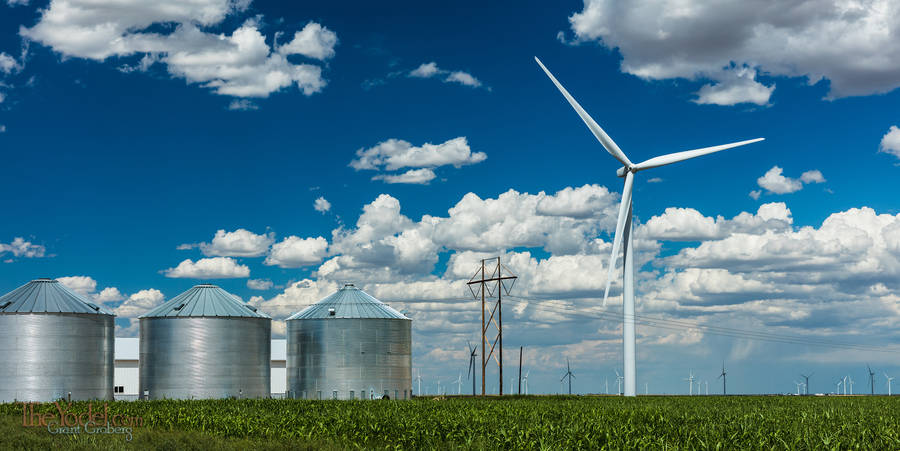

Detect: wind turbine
[848, 375, 854, 395]
[793, 381, 804, 396]
[842, 376, 848, 395]
[867, 365, 876, 395]
[456, 373, 463, 395]
[561, 359, 575, 395]
[605, 378, 609, 395]
[704, 380, 709, 396]
[885, 372, 894, 396]
[522, 370, 530, 395]
[718, 361, 727, 395]
[416, 370, 423, 396]
[800, 373, 813, 395]
[535, 57, 764, 397]
[684, 370, 695, 395]
[834, 378, 843, 395]
[467, 341, 478, 396]
[615, 370, 624, 395]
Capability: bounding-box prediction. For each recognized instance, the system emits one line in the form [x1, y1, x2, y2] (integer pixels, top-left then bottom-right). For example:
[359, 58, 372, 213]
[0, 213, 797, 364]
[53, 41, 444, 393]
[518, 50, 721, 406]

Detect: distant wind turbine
[800, 373, 813, 395]
[685, 370, 695, 395]
[561, 359, 575, 395]
[467, 341, 478, 396]
[848, 376, 854, 395]
[718, 362, 728, 395]
[535, 57, 764, 397]
[456, 373, 463, 395]
[885, 372, 894, 396]
[522, 370, 530, 395]
[416, 370, 422, 396]
[867, 365, 876, 395]
[794, 381, 804, 396]
[615, 370, 624, 395]
[834, 378, 843, 395]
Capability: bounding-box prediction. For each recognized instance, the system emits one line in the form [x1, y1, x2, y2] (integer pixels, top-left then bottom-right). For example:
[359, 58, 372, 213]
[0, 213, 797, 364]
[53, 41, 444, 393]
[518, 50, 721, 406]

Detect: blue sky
[2, 0, 900, 396]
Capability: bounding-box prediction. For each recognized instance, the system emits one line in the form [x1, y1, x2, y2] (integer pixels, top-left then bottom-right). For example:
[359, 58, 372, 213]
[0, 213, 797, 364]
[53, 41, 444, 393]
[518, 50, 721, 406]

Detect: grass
[2, 395, 899, 450]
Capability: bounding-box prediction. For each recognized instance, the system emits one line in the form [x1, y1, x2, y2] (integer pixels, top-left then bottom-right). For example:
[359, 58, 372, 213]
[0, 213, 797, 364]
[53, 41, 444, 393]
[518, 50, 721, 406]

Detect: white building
[114, 338, 287, 400]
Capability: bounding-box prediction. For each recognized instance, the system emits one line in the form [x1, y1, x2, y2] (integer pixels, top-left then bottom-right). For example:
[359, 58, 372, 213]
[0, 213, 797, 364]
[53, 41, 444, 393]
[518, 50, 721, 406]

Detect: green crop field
[2, 396, 899, 450]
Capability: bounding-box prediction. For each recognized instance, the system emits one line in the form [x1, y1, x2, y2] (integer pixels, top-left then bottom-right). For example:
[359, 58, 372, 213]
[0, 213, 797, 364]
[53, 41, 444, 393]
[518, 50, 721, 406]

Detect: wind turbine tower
[834, 378, 842, 395]
[685, 370, 695, 395]
[561, 359, 575, 395]
[800, 373, 813, 395]
[885, 372, 894, 396]
[615, 370, 624, 395]
[718, 362, 727, 395]
[535, 57, 763, 397]
[522, 371, 530, 395]
[416, 370, 422, 396]
[867, 365, 876, 395]
[467, 341, 478, 396]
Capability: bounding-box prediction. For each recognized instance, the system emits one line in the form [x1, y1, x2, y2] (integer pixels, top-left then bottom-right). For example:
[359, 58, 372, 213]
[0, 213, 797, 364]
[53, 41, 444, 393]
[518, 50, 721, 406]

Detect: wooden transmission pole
[467, 257, 517, 396]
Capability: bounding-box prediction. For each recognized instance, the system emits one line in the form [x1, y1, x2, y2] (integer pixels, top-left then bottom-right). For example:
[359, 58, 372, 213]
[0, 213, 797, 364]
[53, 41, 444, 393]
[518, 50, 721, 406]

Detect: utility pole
[467, 257, 517, 396]
[518, 346, 523, 395]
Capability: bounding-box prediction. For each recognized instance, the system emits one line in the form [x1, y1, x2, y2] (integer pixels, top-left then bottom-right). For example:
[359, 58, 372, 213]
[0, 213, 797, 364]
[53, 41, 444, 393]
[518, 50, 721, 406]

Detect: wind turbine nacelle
[616, 166, 630, 178]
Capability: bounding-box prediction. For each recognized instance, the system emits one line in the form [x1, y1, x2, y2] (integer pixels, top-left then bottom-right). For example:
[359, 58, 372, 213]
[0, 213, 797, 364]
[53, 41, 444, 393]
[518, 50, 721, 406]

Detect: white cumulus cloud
[277, 22, 338, 60]
[756, 166, 826, 195]
[21, 0, 335, 99]
[351, 137, 486, 171]
[693, 66, 774, 106]
[115, 288, 165, 317]
[163, 257, 250, 278]
[198, 228, 274, 257]
[0, 237, 46, 258]
[800, 170, 826, 184]
[372, 168, 436, 185]
[56, 276, 98, 297]
[265, 236, 329, 268]
[314, 196, 331, 213]
[880, 125, 900, 159]
[408, 62, 484, 88]
[247, 278, 273, 290]
[757, 166, 802, 194]
[568, 0, 900, 100]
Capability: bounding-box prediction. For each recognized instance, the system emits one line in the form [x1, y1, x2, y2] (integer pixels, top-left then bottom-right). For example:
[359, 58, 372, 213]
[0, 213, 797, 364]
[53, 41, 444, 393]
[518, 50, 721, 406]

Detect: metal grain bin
[0, 278, 115, 402]
[139, 284, 271, 400]
[286, 284, 411, 400]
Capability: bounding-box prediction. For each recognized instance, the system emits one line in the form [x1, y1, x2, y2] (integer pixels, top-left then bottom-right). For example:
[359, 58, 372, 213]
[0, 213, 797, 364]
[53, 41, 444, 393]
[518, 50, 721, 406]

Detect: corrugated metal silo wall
[286, 318, 412, 400]
[0, 313, 114, 402]
[139, 317, 271, 399]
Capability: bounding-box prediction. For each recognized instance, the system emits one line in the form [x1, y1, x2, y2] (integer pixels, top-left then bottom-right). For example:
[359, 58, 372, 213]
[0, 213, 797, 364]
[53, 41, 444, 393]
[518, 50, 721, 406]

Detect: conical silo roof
[140, 284, 269, 318]
[0, 278, 114, 315]
[286, 283, 409, 320]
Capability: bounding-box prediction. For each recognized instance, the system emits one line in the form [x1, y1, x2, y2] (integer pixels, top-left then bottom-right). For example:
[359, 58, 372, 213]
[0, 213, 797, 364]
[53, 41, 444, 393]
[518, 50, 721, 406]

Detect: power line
[256, 293, 900, 354]
[502, 294, 900, 354]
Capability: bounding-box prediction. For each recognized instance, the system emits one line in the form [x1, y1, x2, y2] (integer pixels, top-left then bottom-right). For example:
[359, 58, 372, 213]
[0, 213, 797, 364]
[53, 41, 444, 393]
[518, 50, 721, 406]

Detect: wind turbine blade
[632, 138, 764, 172]
[534, 57, 633, 167]
[604, 171, 634, 306]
